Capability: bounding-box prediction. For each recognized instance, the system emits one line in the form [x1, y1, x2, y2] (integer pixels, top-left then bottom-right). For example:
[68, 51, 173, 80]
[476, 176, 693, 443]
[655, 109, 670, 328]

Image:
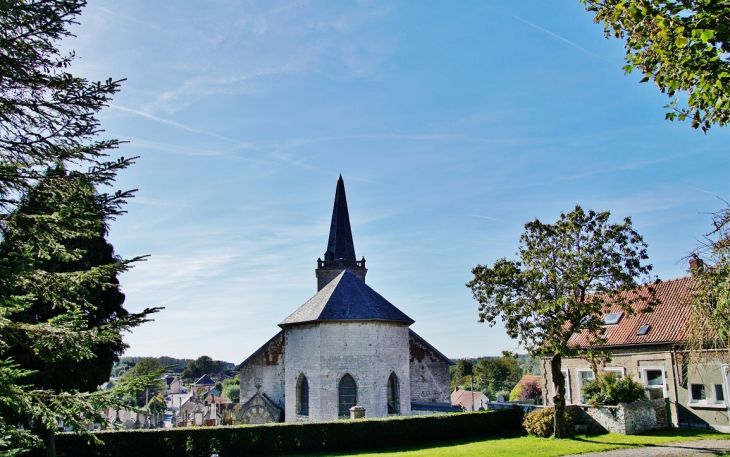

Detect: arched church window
[338, 374, 357, 417]
[387, 372, 400, 414]
[297, 375, 309, 416]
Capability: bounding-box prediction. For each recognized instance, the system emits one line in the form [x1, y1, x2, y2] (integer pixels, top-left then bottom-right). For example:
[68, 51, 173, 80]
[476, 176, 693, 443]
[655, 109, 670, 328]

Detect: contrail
[109, 104, 258, 150]
[472, 214, 506, 222]
[511, 14, 613, 63]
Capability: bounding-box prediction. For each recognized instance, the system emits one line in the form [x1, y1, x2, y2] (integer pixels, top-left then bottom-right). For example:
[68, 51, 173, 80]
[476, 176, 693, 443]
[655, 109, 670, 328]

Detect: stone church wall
[239, 331, 286, 411]
[409, 334, 451, 403]
[285, 321, 412, 422]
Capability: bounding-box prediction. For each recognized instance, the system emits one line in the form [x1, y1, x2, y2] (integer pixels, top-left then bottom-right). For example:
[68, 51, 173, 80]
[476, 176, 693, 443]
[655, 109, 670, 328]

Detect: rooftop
[569, 276, 696, 348]
[280, 269, 414, 327]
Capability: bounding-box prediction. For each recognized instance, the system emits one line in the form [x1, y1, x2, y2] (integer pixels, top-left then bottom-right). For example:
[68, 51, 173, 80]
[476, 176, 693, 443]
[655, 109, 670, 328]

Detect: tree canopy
[467, 205, 656, 437]
[120, 358, 167, 407]
[1, 165, 130, 393]
[181, 355, 233, 381]
[581, 0, 730, 132]
[473, 352, 523, 399]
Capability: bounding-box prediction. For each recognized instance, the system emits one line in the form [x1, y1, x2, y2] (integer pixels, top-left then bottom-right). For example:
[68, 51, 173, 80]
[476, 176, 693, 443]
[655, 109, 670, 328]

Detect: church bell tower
[315, 175, 367, 291]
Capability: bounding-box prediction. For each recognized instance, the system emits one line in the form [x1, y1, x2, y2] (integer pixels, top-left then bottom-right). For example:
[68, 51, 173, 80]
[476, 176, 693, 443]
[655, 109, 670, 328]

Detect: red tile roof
[569, 276, 695, 348]
[515, 375, 542, 388]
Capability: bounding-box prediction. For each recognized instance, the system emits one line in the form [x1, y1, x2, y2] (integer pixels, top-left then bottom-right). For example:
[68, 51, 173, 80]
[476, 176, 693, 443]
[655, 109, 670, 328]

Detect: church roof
[324, 175, 357, 261]
[279, 270, 414, 327]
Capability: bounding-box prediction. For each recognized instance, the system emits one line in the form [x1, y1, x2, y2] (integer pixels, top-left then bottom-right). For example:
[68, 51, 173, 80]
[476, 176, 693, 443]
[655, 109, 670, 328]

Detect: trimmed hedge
[44, 409, 523, 457]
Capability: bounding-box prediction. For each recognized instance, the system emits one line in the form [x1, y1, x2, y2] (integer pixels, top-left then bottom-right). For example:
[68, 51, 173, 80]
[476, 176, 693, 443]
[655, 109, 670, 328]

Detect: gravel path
[563, 439, 730, 456]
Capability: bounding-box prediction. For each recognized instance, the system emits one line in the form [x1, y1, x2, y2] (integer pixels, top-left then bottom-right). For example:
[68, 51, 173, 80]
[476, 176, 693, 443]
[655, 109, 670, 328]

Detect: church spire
[325, 175, 356, 261]
[316, 175, 367, 291]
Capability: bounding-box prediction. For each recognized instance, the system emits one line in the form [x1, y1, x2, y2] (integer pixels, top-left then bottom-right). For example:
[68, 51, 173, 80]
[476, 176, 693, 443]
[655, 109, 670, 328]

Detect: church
[235, 176, 453, 423]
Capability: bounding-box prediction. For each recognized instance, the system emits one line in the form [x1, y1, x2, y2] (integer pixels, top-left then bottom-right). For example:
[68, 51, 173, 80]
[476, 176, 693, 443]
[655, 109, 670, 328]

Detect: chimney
[689, 257, 704, 276]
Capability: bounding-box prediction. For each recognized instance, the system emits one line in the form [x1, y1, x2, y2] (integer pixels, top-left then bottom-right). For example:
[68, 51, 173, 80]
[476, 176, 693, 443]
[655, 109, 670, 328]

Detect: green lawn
[296, 429, 730, 457]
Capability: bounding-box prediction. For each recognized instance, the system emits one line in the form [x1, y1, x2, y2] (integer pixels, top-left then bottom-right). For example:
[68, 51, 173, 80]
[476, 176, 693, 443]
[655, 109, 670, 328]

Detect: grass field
[295, 429, 730, 457]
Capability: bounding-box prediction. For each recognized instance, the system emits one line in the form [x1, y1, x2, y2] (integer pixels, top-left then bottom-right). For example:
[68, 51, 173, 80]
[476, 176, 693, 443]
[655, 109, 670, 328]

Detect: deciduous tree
[686, 206, 730, 362]
[581, 0, 730, 132]
[473, 352, 522, 399]
[467, 205, 656, 437]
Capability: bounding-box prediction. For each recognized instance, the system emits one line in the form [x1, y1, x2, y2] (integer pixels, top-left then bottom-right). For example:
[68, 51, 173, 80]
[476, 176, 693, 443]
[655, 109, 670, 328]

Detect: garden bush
[523, 408, 574, 438]
[581, 373, 647, 406]
[41, 409, 524, 457]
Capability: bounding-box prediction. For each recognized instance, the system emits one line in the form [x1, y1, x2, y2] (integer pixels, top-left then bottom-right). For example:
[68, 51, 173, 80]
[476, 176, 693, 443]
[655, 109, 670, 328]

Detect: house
[451, 387, 489, 411]
[541, 267, 730, 433]
[236, 176, 454, 423]
[164, 375, 182, 394]
[193, 374, 216, 394]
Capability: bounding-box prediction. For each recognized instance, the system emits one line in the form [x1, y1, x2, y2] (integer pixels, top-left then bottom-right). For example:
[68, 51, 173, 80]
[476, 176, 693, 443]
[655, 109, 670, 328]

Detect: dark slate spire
[324, 175, 356, 261]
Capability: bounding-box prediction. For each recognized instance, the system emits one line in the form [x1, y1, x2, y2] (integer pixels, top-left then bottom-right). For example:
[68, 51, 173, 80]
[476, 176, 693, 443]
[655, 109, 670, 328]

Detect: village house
[192, 374, 216, 394]
[541, 265, 730, 433]
[235, 176, 454, 423]
[164, 375, 183, 395]
[451, 387, 489, 411]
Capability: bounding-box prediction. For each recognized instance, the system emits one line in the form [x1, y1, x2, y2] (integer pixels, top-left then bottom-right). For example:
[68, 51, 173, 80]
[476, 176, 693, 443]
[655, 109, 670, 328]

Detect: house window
[604, 367, 625, 378]
[297, 375, 309, 416]
[577, 369, 595, 403]
[563, 369, 572, 404]
[690, 384, 706, 403]
[603, 312, 624, 325]
[387, 373, 400, 414]
[641, 368, 666, 400]
[714, 384, 726, 404]
[338, 374, 357, 417]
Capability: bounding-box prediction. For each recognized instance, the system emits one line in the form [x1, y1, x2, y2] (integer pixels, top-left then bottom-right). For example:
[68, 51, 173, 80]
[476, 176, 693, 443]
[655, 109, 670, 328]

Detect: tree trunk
[43, 425, 57, 457]
[550, 352, 567, 438]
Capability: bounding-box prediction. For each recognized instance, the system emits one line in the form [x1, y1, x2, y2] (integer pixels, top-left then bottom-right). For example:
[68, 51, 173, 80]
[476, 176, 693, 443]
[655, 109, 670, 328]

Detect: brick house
[541, 273, 730, 432]
[236, 176, 454, 423]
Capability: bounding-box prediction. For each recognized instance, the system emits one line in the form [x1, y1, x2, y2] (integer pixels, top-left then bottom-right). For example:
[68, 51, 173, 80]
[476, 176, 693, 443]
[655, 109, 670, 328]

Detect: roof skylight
[637, 325, 650, 336]
[603, 312, 624, 325]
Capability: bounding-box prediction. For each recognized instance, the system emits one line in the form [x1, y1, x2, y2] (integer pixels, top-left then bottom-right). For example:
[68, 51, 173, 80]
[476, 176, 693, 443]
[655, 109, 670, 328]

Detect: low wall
[567, 399, 668, 435]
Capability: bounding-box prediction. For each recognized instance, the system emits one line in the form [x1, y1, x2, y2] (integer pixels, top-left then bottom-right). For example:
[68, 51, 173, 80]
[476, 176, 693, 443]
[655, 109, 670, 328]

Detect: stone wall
[284, 321, 412, 422]
[568, 400, 668, 435]
[409, 333, 451, 403]
[238, 331, 286, 411]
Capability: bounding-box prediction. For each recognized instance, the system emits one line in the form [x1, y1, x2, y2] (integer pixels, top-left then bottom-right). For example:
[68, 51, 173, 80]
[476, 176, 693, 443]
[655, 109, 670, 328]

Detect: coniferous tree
[0, 1, 160, 454]
[2, 165, 131, 393]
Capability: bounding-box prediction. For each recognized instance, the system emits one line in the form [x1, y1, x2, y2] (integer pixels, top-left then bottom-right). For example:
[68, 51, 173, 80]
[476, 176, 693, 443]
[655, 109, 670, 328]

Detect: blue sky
[63, 1, 729, 363]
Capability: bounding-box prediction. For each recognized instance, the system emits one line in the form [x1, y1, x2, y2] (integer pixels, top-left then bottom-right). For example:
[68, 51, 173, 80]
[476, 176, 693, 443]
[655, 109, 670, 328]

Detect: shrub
[45, 409, 524, 457]
[509, 384, 523, 401]
[523, 408, 574, 438]
[581, 373, 647, 406]
[518, 380, 542, 402]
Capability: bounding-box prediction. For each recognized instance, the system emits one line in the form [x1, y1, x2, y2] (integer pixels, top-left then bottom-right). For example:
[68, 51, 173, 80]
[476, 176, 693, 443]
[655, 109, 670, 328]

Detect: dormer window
[603, 312, 623, 325]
